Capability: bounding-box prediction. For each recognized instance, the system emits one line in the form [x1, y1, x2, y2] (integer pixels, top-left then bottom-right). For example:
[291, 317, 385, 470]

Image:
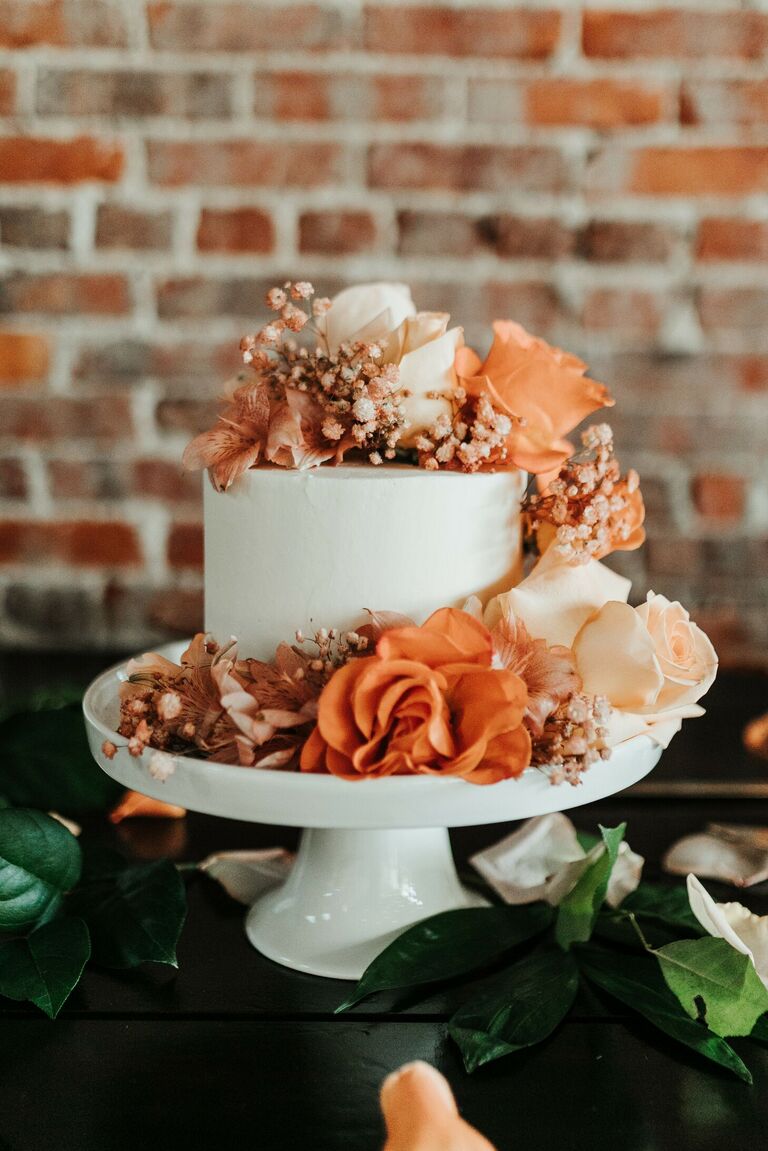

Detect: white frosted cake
[204, 464, 525, 659]
[114, 280, 715, 787]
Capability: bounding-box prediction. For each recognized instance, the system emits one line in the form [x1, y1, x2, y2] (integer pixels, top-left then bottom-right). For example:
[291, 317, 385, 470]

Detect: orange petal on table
[109, 790, 187, 824]
[381, 1061, 497, 1151]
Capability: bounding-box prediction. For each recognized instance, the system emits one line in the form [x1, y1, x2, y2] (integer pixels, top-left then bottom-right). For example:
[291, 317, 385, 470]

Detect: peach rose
[300, 608, 531, 785]
[572, 593, 717, 748]
[455, 321, 613, 474]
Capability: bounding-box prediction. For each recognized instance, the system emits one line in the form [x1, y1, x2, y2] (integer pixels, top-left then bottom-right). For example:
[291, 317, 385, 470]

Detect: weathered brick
[0, 273, 130, 316]
[0, 395, 132, 441]
[37, 69, 233, 119]
[0, 136, 124, 183]
[47, 458, 127, 501]
[157, 278, 268, 320]
[692, 473, 746, 524]
[148, 3, 347, 51]
[147, 587, 203, 635]
[578, 220, 677, 263]
[0, 333, 50, 385]
[0, 69, 15, 114]
[583, 10, 768, 60]
[167, 522, 203, 569]
[0, 459, 27, 499]
[0, 519, 141, 567]
[365, 6, 560, 58]
[74, 340, 241, 386]
[368, 144, 567, 193]
[0, 206, 69, 249]
[0, 1, 127, 47]
[696, 219, 768, 263]
[698, 288, 768, 333]
[582, 289, 662, 339]
[155, 399, 219, 435]
[96, 205, 173, 251]
[253, 71, 446, 122]
[148, 141, 344, 187]
[683, 80, 768, 132]
[197, 208, 274, 253]
[132, 459, 201, 504]
[299, 210, 377, 255]
[525, 79, 667, 128]
[590, 148, 768, 197]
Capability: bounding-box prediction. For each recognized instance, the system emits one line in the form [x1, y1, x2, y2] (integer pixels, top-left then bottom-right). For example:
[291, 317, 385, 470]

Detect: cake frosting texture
[204, 464, 525, 659]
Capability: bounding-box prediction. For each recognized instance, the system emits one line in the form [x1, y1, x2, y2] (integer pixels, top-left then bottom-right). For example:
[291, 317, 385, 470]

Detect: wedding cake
[112, 280, 716, 786]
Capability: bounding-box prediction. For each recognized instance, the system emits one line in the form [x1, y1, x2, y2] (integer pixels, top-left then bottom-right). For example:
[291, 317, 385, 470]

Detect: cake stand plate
[83, 644, 662, 980]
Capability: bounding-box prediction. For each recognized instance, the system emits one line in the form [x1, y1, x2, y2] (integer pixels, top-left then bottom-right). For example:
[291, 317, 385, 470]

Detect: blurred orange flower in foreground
[456, 321, 613, 474]
[300, 608, 530, 784]
[381, 1061, 496, 1151]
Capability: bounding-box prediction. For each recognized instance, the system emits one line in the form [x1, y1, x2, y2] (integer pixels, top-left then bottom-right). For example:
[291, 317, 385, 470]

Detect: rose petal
[200, 848, 294, 905]
[573, 600, 664, 710]
[687, 874, 768, 989]
[470, 813, 585, 904]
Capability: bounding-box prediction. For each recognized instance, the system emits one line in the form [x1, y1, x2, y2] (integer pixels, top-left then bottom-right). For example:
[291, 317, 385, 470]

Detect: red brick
[0, 1, 127, 47]
[0, 136, 124, 184]
[0, 273, 130, 316]
[0, 459, 27, 499]
[0, 395, 132, 441]
[582, 290, 662, 338]
[681, 81, 768, 128]
[397, 211, 493, 257]
[583, 10, 768, 59]
[197, 208, 273, 253]
[0, 69, 15, 114]
[254, 71, 446, 122]
[526, 79, 666, 128]
[629, 149, 768, 197]
[0, 206, 69, 249]
[299, 210, 376, 255]
[364, 6, 560, 58]
[37, 69, 232, 118]
[692, 474, 746, 524]
[74, 339, 241, 386]
[47, 458, 124, 501]
[0, 333, 50, 385]
[147, 140, 344, 187]
[148, 3, 347, 51]
[368, 144, 567, 193]
[96, 205, 173, 251]
[738, 358, 768, 393]
[155, 399, 218, 435]
[579, 220, 677, 263]
[157, 278, 271, 320]
[697, 219, 768, 263]
[0, 519, 141, 567]
[132, 459, 201, 503]
[698, 288, 768, 333]
[167, 522, 203, 569]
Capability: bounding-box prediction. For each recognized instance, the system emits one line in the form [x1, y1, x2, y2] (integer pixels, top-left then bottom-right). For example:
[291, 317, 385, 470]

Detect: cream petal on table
[687, 874, 768, 990]
[484, 546, 631, 648]
[317, 281, 416, 351]
[199, 848, 294, 905]
[664, 825, 768, 887]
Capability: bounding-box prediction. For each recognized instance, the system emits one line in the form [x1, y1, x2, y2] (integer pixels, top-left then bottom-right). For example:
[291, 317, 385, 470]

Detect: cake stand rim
[83, 642, 663, 828]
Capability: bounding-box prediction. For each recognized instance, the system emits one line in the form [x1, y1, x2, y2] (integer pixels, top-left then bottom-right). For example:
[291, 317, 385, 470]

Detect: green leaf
[0, 916, 90, 1019]
[749, 1013, 768, 1045]
[449, 945, 579, 1073]
[0, 809, 81, 932]
[337, 903, 553, 1011]
[580, 945, 753, 1084]
[555, 823, 625, 950]
[622, 883, 704, 935]
[0, 702, 122, 814]
[68, 848, 186, 969]
[654, 935, 768, 1038]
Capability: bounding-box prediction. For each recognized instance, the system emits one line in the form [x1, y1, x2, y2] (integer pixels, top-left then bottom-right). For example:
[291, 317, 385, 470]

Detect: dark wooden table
[1, 653, 768, 1151]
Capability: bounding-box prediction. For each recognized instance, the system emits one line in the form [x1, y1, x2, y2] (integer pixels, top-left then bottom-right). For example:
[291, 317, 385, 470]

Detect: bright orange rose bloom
[455, 321, 614, 475]
[300, 608, 531, 785]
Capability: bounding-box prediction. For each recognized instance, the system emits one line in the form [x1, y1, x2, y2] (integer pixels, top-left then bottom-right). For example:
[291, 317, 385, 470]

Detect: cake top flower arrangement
[182, 280, 614, 489]
[108, 280, 717, 788]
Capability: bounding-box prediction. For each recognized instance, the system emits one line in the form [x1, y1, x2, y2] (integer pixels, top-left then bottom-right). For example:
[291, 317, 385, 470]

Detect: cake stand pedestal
[83, 644, 662, 981]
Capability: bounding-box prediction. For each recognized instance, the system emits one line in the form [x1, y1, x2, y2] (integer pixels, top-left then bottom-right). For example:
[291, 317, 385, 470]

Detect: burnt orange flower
[300, 608, 531, 785]
[455, 321, 613, 474]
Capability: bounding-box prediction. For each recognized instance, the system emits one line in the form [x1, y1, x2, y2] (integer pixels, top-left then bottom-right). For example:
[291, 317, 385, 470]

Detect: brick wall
[0, 1, 767, 662]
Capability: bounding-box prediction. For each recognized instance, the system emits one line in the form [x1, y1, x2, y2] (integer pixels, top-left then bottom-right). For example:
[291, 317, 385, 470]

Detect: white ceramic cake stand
[83, 643, 662, 981]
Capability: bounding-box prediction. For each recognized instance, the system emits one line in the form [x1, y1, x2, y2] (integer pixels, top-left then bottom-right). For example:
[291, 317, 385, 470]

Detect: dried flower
[531, 693, 612, 786]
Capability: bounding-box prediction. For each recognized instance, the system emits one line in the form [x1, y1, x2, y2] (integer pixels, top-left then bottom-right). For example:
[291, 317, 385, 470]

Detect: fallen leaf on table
[109, 790, 187, 824]
[744, 712, 768, 759]
[664, 823, 768, 888]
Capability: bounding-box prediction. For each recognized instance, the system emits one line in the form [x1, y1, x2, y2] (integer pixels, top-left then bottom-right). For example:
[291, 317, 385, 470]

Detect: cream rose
[572, 592, 717, 748]
[316, 282, 463, 447]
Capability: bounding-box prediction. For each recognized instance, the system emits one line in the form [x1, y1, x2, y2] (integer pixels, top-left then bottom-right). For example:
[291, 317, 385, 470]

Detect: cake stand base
[245, 827, 486, 980]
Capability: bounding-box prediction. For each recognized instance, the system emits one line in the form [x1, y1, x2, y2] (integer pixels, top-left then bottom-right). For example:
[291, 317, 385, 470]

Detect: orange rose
[455, 321, 613, 474]
[300, 609, 531, 785]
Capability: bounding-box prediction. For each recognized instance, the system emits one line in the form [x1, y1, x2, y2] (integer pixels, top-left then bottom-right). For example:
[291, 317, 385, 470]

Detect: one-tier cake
[109, 281, 717, 786]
